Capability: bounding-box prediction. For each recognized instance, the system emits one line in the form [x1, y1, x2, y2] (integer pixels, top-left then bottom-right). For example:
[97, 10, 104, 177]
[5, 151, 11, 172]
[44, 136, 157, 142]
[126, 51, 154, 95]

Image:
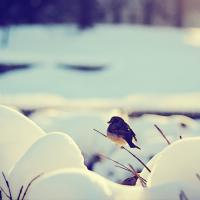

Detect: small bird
[107, 116, 140, 149]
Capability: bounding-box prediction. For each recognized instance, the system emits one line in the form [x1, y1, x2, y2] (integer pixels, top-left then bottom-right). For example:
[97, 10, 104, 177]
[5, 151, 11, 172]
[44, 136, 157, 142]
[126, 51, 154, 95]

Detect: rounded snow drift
[9, 132, 86, 198]
[28, 169, 112, 200]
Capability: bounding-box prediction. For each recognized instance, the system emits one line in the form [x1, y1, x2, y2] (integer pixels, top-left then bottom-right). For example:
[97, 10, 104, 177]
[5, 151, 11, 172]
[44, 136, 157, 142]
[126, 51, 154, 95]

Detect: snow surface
[116, 182, 200, 200]
[95, 113, 200, 182]
[0, 24, 200, 199]
[147, 137, 200, 187]
[1, 93, 200, 112]
[0, 106, 200, 199]
[8, 132, 86, 198]
[28, 169, 112, 200]
[30, 108, 200, 182]
[0, 105, 44, 186]
[136, 154, 159, 187]
[0, 25, 200, 99]
[30, 110, 127, 162]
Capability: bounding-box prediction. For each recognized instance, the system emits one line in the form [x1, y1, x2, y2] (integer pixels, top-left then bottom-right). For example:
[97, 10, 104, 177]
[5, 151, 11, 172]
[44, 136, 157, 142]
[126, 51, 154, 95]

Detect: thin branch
[93, 129, 151, 173]
[116, 163, 146, 187]
[100, 154, 130, 172]
[93, 129, 107, 138]
[121, 146, 151, 173]
[16, 186, 23, 200]
[154, 124, 171, 145]
[21, 173, 43, 200]
[128, 164, 147, 187]
[114, 165, 132, 173]
[101, 154, 147, 187]
[128, 164, 147, 183]
[2, 172, 12, 200]
[0, 186, 10, 199]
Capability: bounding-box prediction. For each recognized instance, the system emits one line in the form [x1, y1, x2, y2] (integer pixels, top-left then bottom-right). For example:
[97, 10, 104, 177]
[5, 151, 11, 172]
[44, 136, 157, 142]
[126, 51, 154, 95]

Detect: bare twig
[114, 165, 132, 173]
[93, 129, 107, 138]
[128, 164, 147, 183]
[101, 154, 147, 187]
[16, 186, 23, 200]
[100, 154, 130, 172]
[93, 129, 151, 173]
[179, 190, 189, 200]
[115, 164, 146, 187]
[21, 173, 43, 200]
[2, 172, 12, 200]
[128, 164, 147, 187]
[121, 146, 151, 173]
[154, 124, 171, 145]
[0, 186, 10, 199]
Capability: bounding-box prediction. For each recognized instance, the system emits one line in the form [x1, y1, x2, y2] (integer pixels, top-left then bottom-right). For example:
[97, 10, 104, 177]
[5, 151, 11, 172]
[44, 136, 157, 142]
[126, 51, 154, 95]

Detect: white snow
[2, 93, 200, 112]
[118, 137, 200, 199]
[29, 108, 200, 182]
[147, 137, 200, 187]
[0, 105, 200, 199]
[28, 169, 112, 200]
[30, 110, 124, 162]
[93, 114, 200, 182]
[8, 132, 86, 198]
[136, 154, 159, 187]
[0, 105, 44, 185]
[0, 25, 200, 99]
[116, 182, 200, 200]
[0, 24, 200, 199]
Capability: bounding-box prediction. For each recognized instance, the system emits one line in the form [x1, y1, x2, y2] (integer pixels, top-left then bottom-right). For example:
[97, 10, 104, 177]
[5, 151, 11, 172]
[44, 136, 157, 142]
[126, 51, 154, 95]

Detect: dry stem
[154, 124, 171, 145]
[93, 129, 151, 173]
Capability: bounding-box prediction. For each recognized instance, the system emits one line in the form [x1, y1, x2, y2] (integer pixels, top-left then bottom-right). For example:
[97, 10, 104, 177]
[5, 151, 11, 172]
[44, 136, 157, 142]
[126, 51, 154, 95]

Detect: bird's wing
[123, 123, 135, 136]
[123, 123, 137, 142]
[117, 129, 132, 139]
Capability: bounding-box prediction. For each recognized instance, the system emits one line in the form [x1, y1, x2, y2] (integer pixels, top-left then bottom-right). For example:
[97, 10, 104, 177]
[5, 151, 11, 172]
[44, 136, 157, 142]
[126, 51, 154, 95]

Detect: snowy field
[0, 25, 200, 98]
[0, 24, 200, 199]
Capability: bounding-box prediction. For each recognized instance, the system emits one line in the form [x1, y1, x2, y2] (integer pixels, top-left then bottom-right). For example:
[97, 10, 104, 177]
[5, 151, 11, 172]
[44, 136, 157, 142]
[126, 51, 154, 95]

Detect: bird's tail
[126, 139, 141, 149]
[130, 129, 137, 142]
[130, 143, 141, 150]
[134, 144, 141, 150]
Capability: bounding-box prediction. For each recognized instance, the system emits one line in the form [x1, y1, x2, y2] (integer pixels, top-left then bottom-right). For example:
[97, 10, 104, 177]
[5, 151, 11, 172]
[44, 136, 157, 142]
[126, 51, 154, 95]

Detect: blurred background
[1, 0, 200, 28]
[0, 0, 200, 184]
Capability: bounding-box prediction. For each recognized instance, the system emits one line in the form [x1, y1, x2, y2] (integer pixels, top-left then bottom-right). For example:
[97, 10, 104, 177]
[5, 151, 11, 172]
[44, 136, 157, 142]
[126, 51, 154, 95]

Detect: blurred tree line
[0, 0, 184, 29]
[0, 0, 102, 29]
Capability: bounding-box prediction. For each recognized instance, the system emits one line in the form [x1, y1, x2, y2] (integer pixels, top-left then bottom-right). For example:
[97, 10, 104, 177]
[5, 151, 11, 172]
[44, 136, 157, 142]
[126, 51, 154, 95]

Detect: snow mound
[28, 169, 112, 200]
[148, 137, 200, 187]
[8, 132, 86, 198]
[136, 154, 159, 187]
[0, 105, 44, 175]
[116, 182, 200, 200]
[30, 110, 116, 162]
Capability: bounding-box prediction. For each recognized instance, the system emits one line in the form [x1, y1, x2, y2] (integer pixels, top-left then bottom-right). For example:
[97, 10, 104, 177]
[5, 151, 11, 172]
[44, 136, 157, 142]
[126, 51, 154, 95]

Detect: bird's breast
[107, 132, 126, 145]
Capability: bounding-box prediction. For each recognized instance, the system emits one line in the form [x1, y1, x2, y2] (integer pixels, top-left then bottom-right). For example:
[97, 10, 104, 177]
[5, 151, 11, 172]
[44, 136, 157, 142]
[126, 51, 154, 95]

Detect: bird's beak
[107, 120, 111, 124]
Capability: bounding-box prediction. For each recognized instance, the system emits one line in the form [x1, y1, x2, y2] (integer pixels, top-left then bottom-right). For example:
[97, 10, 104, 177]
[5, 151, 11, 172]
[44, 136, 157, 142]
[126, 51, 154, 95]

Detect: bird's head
[107, 116, 124, 124]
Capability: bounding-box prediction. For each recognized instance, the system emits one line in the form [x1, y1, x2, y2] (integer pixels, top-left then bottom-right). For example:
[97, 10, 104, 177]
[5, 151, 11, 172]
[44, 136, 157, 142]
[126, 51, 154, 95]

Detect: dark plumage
[107, 116, 140, 149]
